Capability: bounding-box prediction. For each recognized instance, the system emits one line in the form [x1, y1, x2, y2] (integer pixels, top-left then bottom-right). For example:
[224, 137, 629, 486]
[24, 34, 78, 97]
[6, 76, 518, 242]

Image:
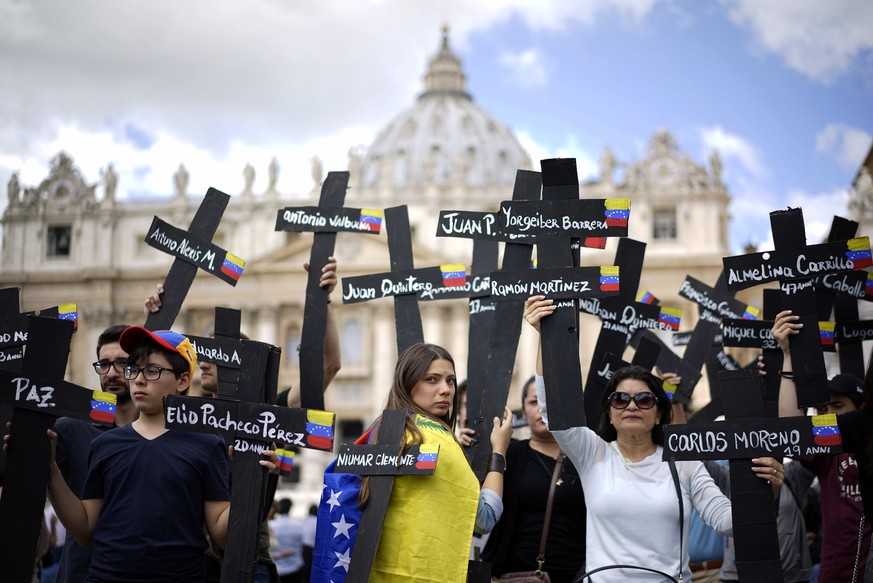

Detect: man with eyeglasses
[52, 324, 138, 583]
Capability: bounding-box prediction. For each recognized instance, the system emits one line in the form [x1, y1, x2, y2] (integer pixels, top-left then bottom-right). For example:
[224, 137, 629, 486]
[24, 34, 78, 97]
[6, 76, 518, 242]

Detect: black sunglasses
[608, 391, 658, 410]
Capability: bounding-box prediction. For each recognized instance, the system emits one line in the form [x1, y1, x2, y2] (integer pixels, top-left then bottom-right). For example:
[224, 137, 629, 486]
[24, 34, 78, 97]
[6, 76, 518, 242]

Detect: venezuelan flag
[658, 308, 682, 331]
[636, 290, 656, 305]
[440, 264, 467, 287]
[360, 208, 383, 233]
[866, 273, 873, 297]
[90, 391, 117, 424]
[819, 321, 836, 346]
[220, 253, 246, 282]
[59, 303, 78, 330]
[846, 238, 872, 269]
[599, 266, 620, 292]
[415, 444, 440, 471]
[275, 448, 295, 475]
[811, 413, 841, 446]
[604, 198, 631, 227]
[583, 237, 607, 249]
[305, 410, 335, 450]
[742, 305, 760, 320]
[662, 380, 677, 402]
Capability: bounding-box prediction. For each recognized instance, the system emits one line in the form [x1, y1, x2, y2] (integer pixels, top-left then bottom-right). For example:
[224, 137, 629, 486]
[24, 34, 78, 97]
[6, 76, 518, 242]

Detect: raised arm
[772, 310, 804, 417]
[45, 430, 102, 546]
[286, 256, 341, 408]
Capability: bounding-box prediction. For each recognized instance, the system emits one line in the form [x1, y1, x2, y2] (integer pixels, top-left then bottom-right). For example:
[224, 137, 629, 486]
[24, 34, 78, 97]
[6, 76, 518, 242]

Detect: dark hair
[520, 375, 536, 410]
[96, 324, 129, 358]
[308, 504, 318, 517]
[361, 343, 458, 507]
[277, 498, 292, 515]
[127, 339, 190, 395]
[595, 365, 672, 445]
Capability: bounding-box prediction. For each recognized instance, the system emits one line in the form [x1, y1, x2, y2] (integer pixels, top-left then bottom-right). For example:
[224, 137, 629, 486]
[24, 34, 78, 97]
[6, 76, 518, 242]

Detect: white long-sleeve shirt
[536, 375, 732, 582]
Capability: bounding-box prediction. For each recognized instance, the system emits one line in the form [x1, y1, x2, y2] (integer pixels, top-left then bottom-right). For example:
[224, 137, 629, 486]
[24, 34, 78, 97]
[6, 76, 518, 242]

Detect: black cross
[340, 205, 467, 354]
[165, 307, 332, 582]
[723, 208, 872, 407]
[0, 317, 116, 582]
[275, 171, 379, 409]
[579, 238, 682, 426]
[458, 171, 541, 477]
[664, 369, 842, 582]
[143, 187, 246, 331]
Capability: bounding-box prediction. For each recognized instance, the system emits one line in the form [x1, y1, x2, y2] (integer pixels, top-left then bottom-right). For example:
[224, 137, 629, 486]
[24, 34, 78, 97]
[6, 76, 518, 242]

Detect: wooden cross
[664, 368, 842, 582]
[579, 238, 682, 426]
[723, 207, 872, 407]
[275, 171, 380, 409]
[0, 316, 116, 583]
[166, 308, 331, 583]
[143, 187, 247, 331]
[340, 205, 467, 354]
[442, 171, 541, 477]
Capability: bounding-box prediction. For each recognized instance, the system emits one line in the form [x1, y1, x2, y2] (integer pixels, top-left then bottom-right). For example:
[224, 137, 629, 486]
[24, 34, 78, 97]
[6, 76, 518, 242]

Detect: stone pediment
[10, 152, 98, 214]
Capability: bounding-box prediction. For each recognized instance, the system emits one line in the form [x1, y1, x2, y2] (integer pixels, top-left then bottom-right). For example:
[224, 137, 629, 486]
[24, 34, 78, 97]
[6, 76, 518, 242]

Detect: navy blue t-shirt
[82, 424, 230, 582]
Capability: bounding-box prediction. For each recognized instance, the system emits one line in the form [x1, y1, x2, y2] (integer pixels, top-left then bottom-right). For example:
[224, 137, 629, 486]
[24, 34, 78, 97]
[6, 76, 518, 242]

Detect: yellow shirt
[370, 414, 479, 582]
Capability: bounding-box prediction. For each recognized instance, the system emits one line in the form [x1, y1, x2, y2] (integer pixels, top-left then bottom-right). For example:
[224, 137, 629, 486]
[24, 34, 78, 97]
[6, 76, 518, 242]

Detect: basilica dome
[352, 26, 532, 209]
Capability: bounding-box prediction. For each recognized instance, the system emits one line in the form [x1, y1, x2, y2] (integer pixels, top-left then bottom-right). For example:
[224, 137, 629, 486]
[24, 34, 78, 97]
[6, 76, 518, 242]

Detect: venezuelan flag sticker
[604, 198, 631, 227]
[599, 266, 620, 292]
[811, 414, 841, 446]
[275, 448, 295, 474]
[846, 238, 872, 269]
[819, 321, 835, 346]
[636, 290, 656, 305]
[658, 308, 681, 332]
[90, 391, 117, 424]
[305, 410, 335, 450]
[415, 444, 440, 471]
[220, 253, 246, 282]
[742, 305, 760, 320]
[866, 273, 873, 297]
[360, 209, 383, 233]
[662, 380, 677, 402]
[441, 264, 467, 287]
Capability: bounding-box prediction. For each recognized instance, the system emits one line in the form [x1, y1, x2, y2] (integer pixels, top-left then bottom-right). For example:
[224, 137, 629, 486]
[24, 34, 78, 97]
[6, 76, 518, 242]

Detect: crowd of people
[6, 267, 873, 582]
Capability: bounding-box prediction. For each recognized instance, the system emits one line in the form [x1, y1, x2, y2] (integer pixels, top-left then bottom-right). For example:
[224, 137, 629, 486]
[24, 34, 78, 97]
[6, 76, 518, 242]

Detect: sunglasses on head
[607, 391, 658, 410]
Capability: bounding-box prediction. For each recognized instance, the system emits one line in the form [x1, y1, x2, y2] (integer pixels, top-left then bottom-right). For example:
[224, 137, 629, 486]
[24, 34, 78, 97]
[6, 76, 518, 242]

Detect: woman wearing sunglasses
[524, 295, 784, 583]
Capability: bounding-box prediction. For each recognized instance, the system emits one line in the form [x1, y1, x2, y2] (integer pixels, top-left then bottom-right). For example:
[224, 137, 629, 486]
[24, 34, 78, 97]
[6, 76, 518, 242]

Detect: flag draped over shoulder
[310, 461, 363, 583]
[310, 414, 479, 583]
[369, 414, 479, 583]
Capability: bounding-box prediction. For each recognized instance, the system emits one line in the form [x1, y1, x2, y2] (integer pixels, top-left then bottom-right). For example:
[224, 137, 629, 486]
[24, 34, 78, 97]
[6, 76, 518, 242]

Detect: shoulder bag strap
[535, 453, 565, 574]
[668, 460, 684, 583]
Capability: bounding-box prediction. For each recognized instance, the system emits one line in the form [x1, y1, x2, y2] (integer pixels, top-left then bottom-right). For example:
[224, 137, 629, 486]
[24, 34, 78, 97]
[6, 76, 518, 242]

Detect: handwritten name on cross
[275, 171, 380, 409]
[664, 369, 842, 582]
[723, 207, 872, 406]
[144, 187, 246, 331]
[0, 317, 116, 583]
[341, 205, 466, 354]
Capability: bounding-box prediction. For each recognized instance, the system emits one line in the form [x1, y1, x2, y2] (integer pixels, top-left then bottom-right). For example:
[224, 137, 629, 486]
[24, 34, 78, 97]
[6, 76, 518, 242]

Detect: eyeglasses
[123, 364, 176, 381]
[92, 359, 127, 375]
[608, 391, 658, 410]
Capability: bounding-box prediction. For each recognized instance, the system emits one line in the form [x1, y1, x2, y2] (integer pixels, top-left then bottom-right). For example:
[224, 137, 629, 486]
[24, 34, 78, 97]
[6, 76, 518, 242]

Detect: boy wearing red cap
[45, 327, 266, 582]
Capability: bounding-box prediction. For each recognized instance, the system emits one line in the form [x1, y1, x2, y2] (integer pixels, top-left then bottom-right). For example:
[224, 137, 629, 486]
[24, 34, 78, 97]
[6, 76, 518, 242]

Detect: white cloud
[699, 126, 769, 181]
[722, 0, 873, 83]
[499, 48, 552, 89]
[816, 123, 873, 171]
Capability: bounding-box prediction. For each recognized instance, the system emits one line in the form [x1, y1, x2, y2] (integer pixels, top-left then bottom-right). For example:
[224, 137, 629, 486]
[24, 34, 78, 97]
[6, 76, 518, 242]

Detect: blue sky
[1, 0, 871, 253]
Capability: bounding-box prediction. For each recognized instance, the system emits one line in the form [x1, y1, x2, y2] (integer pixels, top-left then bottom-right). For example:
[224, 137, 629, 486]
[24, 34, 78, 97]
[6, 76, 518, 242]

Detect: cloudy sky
[1, 0, 871, 253]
